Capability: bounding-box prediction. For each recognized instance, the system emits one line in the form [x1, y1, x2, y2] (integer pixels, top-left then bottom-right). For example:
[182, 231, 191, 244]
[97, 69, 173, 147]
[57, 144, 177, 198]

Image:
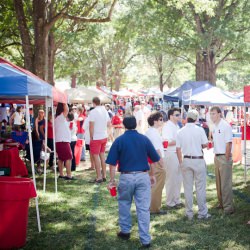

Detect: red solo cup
[208, 142, 213, 149]
[109, 186, 117, 197]
[163, 140, 168, 148]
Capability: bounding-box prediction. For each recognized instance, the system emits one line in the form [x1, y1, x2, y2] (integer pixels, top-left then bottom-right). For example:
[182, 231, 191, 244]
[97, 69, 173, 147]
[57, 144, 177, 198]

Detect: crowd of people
[0, 98, 249, 248]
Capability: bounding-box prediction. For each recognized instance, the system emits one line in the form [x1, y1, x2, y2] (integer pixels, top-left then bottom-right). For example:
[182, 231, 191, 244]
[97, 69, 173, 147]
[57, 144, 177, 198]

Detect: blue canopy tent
[0, 62, 54, 233]
[182, 85, 244, 106]
[0, 63, 52, 101]
[167, 81, 214, 99]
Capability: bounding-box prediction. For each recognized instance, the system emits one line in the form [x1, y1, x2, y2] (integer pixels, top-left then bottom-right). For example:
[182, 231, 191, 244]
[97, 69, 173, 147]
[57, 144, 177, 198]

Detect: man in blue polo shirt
[106, 115, 160, 249]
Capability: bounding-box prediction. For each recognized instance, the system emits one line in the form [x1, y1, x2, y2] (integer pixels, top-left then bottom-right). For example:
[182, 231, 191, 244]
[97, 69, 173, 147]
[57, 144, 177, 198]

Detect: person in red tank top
[76, 105, 86, 162]
[111, 109, 124, 139]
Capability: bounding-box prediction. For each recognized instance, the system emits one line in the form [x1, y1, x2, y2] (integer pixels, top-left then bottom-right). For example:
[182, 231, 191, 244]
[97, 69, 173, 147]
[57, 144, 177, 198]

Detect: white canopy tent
[65, 86, 111, 104]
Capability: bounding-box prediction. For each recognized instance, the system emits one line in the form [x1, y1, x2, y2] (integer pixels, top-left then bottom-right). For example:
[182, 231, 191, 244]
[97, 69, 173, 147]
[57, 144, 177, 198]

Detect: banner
[182, 89, 192, 102]
[244, 85, 250, 102]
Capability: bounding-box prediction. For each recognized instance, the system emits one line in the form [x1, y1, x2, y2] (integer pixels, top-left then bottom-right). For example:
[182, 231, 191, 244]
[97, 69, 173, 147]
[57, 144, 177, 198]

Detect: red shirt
[111, 115, 123, 128]
[77, 114, 86, 134]
[47, 121, 53, 139]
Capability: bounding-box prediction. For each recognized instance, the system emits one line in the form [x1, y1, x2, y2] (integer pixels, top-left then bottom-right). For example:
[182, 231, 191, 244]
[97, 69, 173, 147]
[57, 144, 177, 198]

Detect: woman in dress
[35, 109, 45, 140]
[55, 103, 75, 180]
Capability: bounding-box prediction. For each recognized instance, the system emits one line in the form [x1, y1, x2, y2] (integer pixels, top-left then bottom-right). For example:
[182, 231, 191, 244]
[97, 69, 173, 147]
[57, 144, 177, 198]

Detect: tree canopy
[1, 0, 250, 91]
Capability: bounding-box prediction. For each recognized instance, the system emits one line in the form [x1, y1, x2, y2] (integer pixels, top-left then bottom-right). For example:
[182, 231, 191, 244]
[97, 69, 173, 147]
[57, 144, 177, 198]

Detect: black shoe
[175, 203, 185, 209]
[140, 243, 151, 248]
[88, 179, 103, 184]
[166, 205, 178, 210]
[117, 231, 130, 240]
[102, 178, 107, 182]
[150, 210, 167, 215]
[58, 175, 66, 179]
[64, 176, 77, 181]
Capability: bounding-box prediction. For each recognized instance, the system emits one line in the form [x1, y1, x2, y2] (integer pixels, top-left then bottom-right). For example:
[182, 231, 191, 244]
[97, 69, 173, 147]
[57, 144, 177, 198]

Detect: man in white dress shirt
[176, 109, 210, 220]
[145, 111, 166, 215]
[162, 108, 183, 209]
[210, 106, 234, 215]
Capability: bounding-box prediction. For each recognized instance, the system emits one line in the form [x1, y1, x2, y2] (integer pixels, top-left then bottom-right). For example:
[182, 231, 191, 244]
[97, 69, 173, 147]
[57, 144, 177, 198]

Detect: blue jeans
[118, 172, 151, 245]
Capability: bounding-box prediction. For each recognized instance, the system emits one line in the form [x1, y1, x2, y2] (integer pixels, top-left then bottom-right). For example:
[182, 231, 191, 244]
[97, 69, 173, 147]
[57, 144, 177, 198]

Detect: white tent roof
[65, 86, 111, 104]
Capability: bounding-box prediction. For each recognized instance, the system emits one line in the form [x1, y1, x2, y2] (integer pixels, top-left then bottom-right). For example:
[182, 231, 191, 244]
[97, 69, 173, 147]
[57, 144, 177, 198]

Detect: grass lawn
[23, 163, 250, 250]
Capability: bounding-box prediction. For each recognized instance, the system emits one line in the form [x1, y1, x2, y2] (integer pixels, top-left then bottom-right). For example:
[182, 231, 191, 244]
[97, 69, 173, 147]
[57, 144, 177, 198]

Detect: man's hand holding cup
[108, 180, 117, 197]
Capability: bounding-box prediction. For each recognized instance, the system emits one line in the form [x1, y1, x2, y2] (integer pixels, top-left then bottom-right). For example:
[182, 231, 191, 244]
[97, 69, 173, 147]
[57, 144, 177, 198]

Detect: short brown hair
[210, 106, 221, 113]
[147, 111, 163, 126]
[92, 97, 101, 105]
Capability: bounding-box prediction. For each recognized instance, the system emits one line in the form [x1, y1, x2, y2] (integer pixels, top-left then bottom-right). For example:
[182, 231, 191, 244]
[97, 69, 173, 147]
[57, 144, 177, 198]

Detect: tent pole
[43, 97, 49, 192]
[25, 95, 41, 232]
[51, 99, 58, 194]
[244, 104, 247, 184]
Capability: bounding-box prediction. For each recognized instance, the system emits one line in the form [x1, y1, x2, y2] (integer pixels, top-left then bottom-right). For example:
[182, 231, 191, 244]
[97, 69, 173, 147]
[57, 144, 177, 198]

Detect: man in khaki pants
[162, 108, 183, 209]
[176, 109, 210, 220]
[210, 106, 234, 215]
[145, 111, 166, 215]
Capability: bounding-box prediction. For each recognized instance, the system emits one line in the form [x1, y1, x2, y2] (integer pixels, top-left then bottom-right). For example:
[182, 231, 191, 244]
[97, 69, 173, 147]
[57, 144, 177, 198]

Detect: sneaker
[117, 231, 130, 240]
[198, 213, 211, 220]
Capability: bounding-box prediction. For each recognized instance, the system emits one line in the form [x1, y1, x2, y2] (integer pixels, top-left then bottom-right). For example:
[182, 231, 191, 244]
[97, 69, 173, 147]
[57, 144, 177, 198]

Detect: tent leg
[51, 100, 58, 194]
[244, 104, 247, 184]
[43, 97, 49, 192]
[25, 96, 41, 232]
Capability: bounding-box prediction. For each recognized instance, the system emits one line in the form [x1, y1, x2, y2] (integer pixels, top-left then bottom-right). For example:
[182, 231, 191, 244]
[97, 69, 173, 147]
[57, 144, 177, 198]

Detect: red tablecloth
[0, 147, 28, 177]
[241, 126, 250, 140]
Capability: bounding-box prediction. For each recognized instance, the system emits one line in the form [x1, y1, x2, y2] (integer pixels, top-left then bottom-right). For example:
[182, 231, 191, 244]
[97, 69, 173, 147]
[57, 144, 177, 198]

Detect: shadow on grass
[22, 166, 250, 250]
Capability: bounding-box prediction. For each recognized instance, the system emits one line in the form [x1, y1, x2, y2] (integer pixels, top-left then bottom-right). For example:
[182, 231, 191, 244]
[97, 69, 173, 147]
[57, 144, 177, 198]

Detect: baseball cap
[187, 109, 199, 121]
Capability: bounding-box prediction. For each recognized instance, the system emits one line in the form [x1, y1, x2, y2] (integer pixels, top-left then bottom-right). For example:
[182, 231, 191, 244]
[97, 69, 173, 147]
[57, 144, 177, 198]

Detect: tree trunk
[13, 0, 34, 71]
[196, 51, 217, 85]
[114, 73, 121, 91]
[100, 47, 107, 85]
[47, 32, 56, 85]
[33, 0, 47, 79]
[157, 54, 164, 92]
[71, 74, 77, 88]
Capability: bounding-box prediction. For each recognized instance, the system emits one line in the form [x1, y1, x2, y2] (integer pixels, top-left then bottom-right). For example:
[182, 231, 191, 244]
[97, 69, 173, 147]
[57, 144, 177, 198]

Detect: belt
[215, 154, 225, 156]
[184, 155, 203, 159]
[121, 170, 148, 174]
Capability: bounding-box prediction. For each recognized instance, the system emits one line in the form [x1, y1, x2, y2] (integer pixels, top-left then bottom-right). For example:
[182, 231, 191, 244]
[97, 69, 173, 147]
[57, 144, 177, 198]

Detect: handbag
[40, 150, 50, 161]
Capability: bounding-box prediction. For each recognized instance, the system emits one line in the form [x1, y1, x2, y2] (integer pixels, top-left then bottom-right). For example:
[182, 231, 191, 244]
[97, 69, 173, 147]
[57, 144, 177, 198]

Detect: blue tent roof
[0, 63, 52, 100]
[167, 81, 213, 99]
[182, 85, 244, 106]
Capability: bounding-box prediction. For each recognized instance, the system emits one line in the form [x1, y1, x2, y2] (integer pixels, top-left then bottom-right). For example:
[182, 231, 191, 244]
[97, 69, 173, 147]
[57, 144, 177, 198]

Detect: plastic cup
[163, 140, 168, 149]
[208, 142, 213, 149]
[109, 186, 117, 197]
